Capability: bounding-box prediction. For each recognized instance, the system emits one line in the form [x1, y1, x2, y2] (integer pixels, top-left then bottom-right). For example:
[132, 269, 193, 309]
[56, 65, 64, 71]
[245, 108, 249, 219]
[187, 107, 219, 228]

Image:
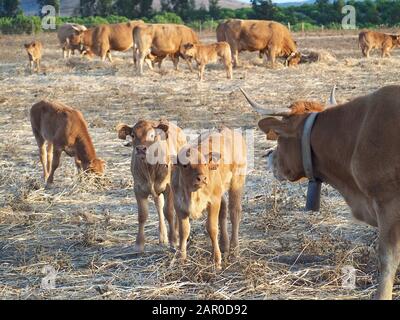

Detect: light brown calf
[180, 42, 233, 81]
[24, 41, 42, 73]
[359, 30, 400, 58]
[30, 100, 105, 186]
[117, 120, 187, 251]
[172, 128, 247, 269]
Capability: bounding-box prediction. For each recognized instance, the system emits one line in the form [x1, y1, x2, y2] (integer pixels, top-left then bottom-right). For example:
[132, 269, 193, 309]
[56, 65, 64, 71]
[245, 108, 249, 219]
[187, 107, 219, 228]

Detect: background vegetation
[1, 0, 400, 34]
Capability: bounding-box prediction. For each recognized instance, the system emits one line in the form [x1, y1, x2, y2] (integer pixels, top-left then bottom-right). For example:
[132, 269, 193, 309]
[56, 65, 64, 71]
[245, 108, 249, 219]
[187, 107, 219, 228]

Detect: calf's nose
[136, 145, 147, 153]
[196, 175, 207, 184]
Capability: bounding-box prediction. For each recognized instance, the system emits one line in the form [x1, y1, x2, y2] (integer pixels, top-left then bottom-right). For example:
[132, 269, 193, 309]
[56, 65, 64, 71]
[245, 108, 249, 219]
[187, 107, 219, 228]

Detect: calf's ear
[208, 152, 221, 170]
[24, 43, 29, 48]
[155, 119, 169, 138]
[116, 123, 133, 140]
[258, 117, 298, 139]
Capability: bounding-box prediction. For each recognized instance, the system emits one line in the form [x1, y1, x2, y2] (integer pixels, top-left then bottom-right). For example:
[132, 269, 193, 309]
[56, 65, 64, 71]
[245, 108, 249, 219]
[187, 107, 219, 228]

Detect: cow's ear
[154, 120, 169, 139]
[24, 43, 29, 48]
[184, 43, 193, 49]
[208, 152, 221, 170]
[32, 42, 36, 47]
[116, 123, 133, 140]
[258, 117, 299, 138]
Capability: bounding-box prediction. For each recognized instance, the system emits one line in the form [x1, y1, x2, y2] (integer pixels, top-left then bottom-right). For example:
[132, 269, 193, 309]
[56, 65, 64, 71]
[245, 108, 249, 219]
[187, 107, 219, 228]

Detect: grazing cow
[68, 20, 144, 62]
[134, 23, 199, 75]
[180, 42, 233, 81]
[30, 100, 105, 186]
[116, 120, 187, 251]
[359, 31, 400, 58]
[57, 23, 87, 59]
[240, 85, 400, 300]
[221, 19, 299, 67]
[24, 41, 42, 73]
[172, 128, 247, 269]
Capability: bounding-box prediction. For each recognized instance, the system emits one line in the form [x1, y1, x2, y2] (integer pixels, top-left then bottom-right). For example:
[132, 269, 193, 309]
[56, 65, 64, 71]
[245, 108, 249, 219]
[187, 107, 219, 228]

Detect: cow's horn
[240, 88, 289, 116]
[329, 85, 337, 106]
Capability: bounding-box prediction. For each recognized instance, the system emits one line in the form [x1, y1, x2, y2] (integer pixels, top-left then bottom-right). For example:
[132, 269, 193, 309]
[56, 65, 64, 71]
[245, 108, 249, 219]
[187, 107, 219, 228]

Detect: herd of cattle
[19, 19, 400, 300]
[23, 19, 400, 78]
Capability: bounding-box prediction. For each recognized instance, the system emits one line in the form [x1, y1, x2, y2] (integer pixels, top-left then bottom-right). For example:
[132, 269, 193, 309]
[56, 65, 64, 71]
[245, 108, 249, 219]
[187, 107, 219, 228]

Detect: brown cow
[180, 42, 233, 81]
[116, 120, 187, 251]
[359, 31, 400, 58]
[57, 23, 87, 59]
[172, 128, 247, 269]
[241, 85, 400, 300]
[24, 40, 42, 73]
[30, 100, 105, 187]
[134, 23, 199, 75]
[68, 21, 144, 62]
[222, 19, 299, 67]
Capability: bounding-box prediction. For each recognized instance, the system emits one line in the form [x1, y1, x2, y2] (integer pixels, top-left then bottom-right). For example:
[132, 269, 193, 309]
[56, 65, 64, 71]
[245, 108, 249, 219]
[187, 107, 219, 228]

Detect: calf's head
[87, 158, 105, 175]
[117, 120, 170, 164]
[24, 42, 40, 59]
[180, 43, 196, 59]
[286, 52, 302, 66]
[176, 147, 221, 192]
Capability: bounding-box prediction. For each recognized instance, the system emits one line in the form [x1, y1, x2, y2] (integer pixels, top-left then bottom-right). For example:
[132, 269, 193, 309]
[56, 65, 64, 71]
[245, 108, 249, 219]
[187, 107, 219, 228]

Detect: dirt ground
[0, 30, 399, 300]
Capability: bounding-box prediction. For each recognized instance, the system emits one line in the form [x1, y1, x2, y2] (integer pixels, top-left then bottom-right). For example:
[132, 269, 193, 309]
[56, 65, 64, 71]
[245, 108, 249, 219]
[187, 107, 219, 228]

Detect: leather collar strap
[301, 112, 319, 181]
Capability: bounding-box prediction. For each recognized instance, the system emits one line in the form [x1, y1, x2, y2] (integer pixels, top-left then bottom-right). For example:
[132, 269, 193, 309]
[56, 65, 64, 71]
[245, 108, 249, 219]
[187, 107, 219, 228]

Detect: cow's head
[240, 86, 336, 181]
[180, 43, 196, 59]
[285, 52, 302, 66]
[393, 35, 400, 46]
[68, 30, 85, 51]
[176, 146, 220, 192]
[116, 120, 170, 164]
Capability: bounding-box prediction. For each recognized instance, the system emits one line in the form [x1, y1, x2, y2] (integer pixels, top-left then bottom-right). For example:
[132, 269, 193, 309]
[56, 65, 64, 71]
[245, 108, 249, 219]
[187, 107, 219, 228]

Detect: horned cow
[30, 100, 105, 187]
[57, 23, 87, 59]
[241, 85, 400, 300]
[68, 21, 144, 62]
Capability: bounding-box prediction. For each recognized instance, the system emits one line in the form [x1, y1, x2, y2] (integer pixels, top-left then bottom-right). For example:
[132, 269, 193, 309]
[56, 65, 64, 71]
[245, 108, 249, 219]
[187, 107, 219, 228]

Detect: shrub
[151, 12, 183, 24]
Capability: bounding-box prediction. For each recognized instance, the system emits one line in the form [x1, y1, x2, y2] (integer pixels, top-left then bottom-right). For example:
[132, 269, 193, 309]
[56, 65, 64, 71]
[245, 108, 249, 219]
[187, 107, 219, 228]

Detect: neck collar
[301, 112, 319, 181]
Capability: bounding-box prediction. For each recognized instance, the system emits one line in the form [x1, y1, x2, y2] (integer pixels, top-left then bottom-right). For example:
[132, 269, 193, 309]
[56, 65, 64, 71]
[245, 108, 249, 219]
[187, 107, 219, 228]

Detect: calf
[172, 128, 247, 269]
[30, 100, 105, 186]
[24, 41, 42, 73]
[359, 30, 400, 58]
[116, 120, 187, 251]
[181, 42, 233, 81]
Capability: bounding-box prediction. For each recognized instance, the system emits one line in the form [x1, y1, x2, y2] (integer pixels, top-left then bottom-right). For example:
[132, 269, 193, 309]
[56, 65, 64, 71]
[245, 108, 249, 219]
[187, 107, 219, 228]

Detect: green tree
[209, 0, 220, 19]
[0, 0, 21, 17]
[251, 0, 276, 20]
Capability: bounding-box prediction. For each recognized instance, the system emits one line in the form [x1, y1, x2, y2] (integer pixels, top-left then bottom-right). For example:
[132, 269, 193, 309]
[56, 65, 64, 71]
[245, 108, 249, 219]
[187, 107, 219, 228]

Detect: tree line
[1, 0, 400, 29]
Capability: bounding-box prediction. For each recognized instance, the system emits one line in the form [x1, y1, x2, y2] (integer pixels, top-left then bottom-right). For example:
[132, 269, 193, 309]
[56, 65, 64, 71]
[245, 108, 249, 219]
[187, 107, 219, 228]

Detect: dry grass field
[0, 29, 399, 300]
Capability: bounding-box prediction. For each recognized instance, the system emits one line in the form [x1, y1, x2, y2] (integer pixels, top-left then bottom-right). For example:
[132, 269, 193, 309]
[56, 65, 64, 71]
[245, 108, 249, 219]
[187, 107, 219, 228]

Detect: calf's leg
[134, 190, 149, 252]
[207, 202, 222, 270]
[164, 185, 178, 248]
[33, 132, 47, 181]
[219, 196, 229, 255]
[46, 148, 62, 186]
[154, 193, 168, 245]
[178, 211, 190, 262]
[229, 181, 245, 257]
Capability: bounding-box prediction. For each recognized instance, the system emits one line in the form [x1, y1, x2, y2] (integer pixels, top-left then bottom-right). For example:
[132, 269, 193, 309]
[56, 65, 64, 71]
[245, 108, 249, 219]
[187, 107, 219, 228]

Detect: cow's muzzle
[135, 145, 147, 160]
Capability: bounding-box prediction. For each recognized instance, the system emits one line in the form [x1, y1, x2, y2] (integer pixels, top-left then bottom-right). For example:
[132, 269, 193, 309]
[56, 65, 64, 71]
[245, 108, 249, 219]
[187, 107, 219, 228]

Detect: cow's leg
[375, 219, 400, 300]
[172, 54, 180, 71]
[154, 192, 168, 246]
[138, 49, 150, 75]
[228, 180, 244, 257]
[184, 57, 193, 72]
[46, 142, 53, 178]
[106, 51, 113, 63]
[207, 201, 222, 270]
[267, 47, 277, 68]
[75, 157, 82, 174]
[199, 63, 205, 81]
[33, 132, 47, 181]
[133, 48, 137, 67]
[37, 59, 41, 73]
[163, 185, 178, 248]
[178, 211, 190, 262]
[134, 190, 149, 252]
[219, 196, 229, 255]
[46, 147, 62, 186]
[225, 60, 233, 79]
[231, 47, 239, 68]
[29, 60, 34, 72]
[62, 48, 66, 59]
[366, 47, 371, 58]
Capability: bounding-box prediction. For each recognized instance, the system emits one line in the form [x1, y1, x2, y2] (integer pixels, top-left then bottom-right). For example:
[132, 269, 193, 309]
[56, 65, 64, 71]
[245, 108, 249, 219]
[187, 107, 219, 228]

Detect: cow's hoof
[134, 243, 144, 253]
